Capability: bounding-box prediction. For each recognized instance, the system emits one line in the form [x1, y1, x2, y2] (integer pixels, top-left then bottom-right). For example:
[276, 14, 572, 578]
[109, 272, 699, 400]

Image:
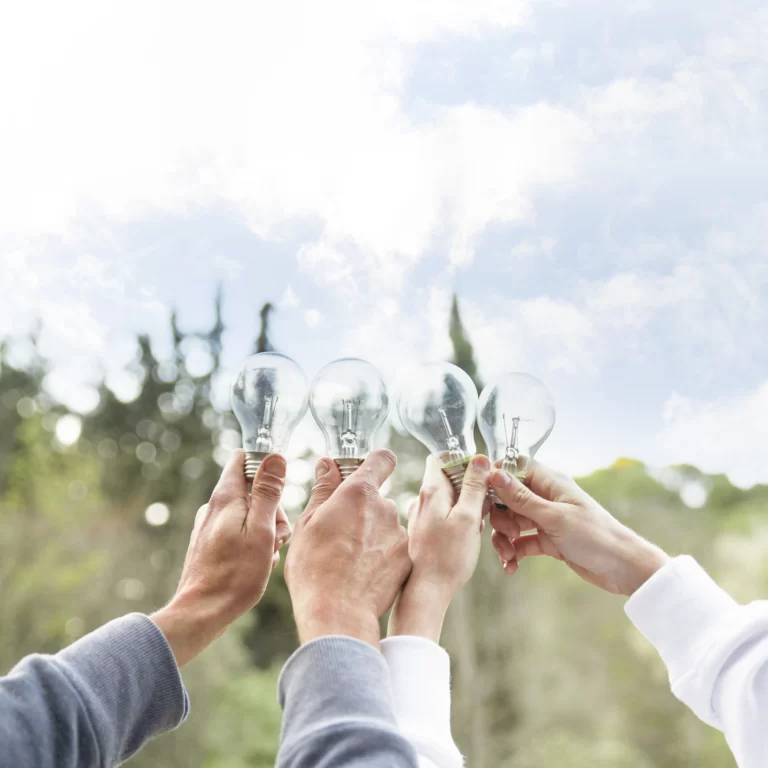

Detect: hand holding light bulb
[309, 358, 390, 480]
[397, 362, 479, 494]
[489, 462, 669, 595]
[230, 352, 309, 481]
[478, 372, 555, 507]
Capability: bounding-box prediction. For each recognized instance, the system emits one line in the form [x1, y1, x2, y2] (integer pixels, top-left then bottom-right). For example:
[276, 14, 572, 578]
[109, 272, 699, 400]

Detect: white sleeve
[380, 636, 464, 768]
[625, 555, 768, 768]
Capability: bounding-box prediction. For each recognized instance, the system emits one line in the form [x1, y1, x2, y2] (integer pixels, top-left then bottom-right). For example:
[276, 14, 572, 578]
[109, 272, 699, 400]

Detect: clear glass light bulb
[309, 358, 390, 480]
[397, 362, 478, 494]
[230, 352, 310, 480]
[477, 372, 555, 504]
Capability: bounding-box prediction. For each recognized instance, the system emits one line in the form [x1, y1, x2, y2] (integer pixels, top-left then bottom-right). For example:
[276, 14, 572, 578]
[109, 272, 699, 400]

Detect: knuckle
[455, 502, 477, 522]
[383, 498, 398, 518]
[373, 448, 397, 471]
[207, 491, 229, 513]
[512, 483, 532, 509]
[418, 485, 439, 506]
[348, 476, 378, 501]
[463, 476, 487, 494]
[253, 476, 284, 504]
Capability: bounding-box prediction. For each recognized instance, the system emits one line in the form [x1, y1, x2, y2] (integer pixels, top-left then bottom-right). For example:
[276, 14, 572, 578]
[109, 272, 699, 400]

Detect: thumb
[302, 458, 342, 520]
[489, 470, 563, 532]
[249, 454, 287, 526]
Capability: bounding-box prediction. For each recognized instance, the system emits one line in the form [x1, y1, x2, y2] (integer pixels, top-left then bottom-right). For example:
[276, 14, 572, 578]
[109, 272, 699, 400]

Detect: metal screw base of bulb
[335, 458, 365, 480]
[489, 467, 528, 510]
[244, 451, 270, 482]
[490, 490, 508, 510]
[442, 459, 470, 496]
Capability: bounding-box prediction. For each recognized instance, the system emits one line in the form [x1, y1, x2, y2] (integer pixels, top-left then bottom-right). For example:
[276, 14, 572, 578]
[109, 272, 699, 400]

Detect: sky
[1, 0, 767, 488]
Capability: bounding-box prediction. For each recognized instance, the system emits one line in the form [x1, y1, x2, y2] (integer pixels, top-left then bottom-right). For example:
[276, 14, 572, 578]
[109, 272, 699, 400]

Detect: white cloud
[0, 1, 585, 291]
[280, 286, 300, 308]
[304, 309, 324, 328]
[658, 382, 768, 488]
[2, 0, 768, 487]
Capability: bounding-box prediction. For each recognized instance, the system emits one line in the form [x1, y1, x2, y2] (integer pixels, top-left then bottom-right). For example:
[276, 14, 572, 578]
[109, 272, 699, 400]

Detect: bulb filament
[501, 414, 521, 475]
[436, 406, 464, 464]
[255, 395, 278, 452]
[340, 399, 360, 458]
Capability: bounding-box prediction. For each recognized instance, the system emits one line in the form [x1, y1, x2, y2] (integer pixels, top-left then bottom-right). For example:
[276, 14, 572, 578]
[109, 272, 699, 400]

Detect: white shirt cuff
[625, 555, 740, 685]
[381, 636, 464, 768]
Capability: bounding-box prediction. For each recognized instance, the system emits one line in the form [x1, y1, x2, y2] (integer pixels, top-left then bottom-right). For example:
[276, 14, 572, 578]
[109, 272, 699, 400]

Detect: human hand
[388, 454, 491, 642]
[285, 450, 412, 649]
[152, 450, 290, 666]
[489, 462, 668, 596]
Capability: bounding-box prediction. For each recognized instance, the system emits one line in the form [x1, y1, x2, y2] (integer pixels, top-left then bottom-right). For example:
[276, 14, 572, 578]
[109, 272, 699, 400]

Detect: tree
[254, 303, 275, 354]
[0, 293, 740, 767]
[449, 294, 482, 391]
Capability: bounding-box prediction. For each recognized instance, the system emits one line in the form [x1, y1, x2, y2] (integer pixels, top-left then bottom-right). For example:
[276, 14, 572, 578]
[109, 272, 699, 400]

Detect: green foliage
[0, 294, 749, 767]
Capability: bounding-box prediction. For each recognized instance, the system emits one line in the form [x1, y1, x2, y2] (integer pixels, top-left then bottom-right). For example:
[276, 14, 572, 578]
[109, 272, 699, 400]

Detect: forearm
[388, 583, 451, 644]
[277, 636, 419, 768]
[151, 591, 228, 668]
[294, 599, 382, 649]
[0, 614, 188, 768]
[626, 556, 768, 768]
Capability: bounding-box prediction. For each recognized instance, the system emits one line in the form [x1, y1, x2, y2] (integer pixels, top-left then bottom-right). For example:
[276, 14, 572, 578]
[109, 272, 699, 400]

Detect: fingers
[211, 449, 248, 503]
[525, 461, 574, 502]
[513, 531, 563, 562]
[271, 506, 292, 569]
[302, 458, 342, 520]
[356, 449, 397, 490]
[275, 505, 292, 551]
[249, 455, 286, 531]
[415, 454, 454, 521]
[489, 507, 521, 540]
[455, 455, 491, 516]
[516, 515, 536, 532]
[489, 471, 562, 532]
[491, 530, 516, 562]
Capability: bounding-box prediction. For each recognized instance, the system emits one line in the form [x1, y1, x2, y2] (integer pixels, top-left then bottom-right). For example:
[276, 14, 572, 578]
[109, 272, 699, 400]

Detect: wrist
[617, 531, 669, 597]
[294, 599, 381, 649]
[151, 590, 227, 668]
[388, 581, 451, 643]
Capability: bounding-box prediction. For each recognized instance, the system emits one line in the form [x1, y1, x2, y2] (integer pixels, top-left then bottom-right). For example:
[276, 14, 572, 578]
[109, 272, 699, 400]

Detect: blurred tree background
[1, 293, 761, 767]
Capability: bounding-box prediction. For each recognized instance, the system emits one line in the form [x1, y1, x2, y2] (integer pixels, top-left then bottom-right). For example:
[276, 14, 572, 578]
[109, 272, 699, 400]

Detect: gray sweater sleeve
[277, 636, 419, 768]
[0, 613, 189, 768]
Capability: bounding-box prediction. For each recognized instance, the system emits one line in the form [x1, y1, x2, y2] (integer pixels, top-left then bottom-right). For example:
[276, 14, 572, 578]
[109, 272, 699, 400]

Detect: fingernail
[262, 455, 286, 476]
[491, 470, 511, 488]
[316, 459, 330, 479]
[472, 455, 491, 471]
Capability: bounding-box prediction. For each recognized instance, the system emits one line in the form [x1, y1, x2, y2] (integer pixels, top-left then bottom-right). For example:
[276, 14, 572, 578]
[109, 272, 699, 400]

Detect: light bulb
[477, 372, 555, 505]
[309, 358, 390, 480]
[230, 352, 309, 481]
[397, 362, 478, 494]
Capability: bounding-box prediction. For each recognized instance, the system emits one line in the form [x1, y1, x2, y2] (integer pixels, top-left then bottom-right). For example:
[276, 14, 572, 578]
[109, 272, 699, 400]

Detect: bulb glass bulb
[230, 352, 309, 479]
[309, 358, 389, 479]
[477, 372, 555, 481]
[397, 362, 478, 492]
